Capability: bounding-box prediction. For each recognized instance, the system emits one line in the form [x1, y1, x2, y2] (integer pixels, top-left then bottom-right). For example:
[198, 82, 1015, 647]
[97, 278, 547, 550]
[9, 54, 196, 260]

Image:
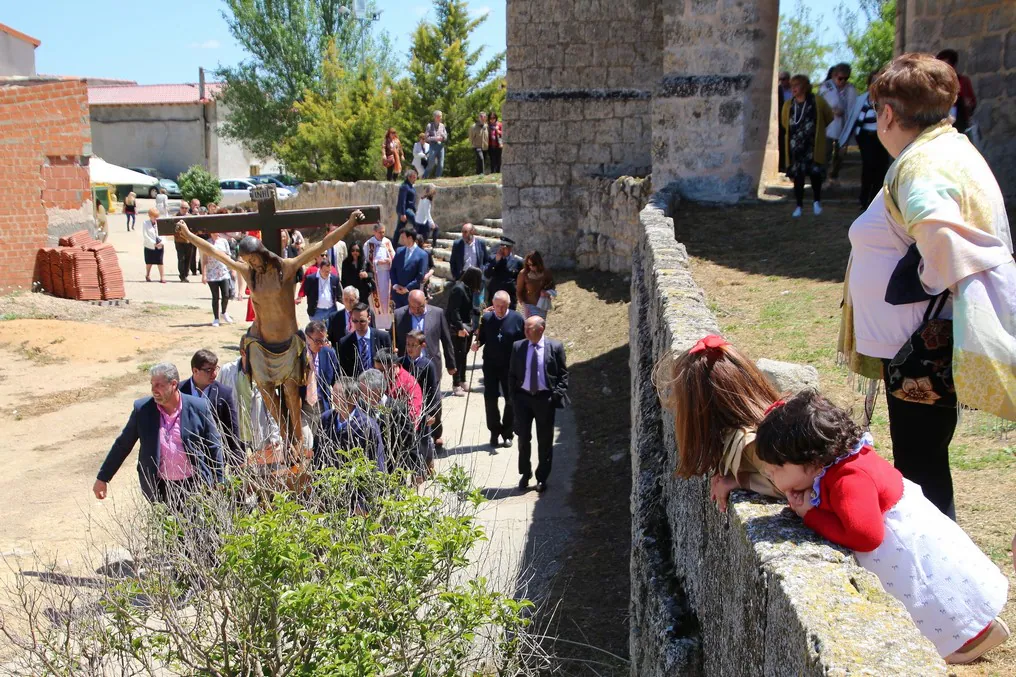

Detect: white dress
[853, 478, 1008, 656]
[365, 235, 394, 330]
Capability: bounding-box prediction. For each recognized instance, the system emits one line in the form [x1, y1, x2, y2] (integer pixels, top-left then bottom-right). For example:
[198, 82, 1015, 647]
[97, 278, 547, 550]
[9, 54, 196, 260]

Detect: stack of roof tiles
[37, 231, 126, 301]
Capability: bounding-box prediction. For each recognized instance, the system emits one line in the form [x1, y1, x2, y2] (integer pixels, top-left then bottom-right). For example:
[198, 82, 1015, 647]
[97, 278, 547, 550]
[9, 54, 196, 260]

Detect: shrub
[177, 165, 222, 205]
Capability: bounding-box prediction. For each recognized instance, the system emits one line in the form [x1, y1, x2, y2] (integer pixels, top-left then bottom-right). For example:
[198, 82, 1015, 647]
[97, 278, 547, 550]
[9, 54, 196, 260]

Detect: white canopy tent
[88, 157, 157, 186]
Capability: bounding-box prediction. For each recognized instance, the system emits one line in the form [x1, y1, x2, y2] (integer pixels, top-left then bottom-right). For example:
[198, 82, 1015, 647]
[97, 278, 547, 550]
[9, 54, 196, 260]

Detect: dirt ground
[679, 178, 1016, 676]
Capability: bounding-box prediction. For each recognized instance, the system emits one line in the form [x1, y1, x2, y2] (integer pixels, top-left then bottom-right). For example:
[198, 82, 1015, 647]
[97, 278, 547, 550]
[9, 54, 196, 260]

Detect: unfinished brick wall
[0, 79, 92, 292]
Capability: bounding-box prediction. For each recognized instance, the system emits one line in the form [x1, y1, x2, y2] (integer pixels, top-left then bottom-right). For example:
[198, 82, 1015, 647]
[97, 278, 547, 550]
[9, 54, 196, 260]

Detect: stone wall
[574, 176, 653, 273]
[896, 0, 1015, 200]
[628, 191, 946, 676]
[281, 180, 502, 242]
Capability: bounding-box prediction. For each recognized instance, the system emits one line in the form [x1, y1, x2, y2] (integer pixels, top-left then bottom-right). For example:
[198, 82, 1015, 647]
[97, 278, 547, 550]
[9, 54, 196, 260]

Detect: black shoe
[518, 476, 530, 490]
[535, 481, 547, 493]
[502, 435, 514, 447]
[490, 433, 499, 448]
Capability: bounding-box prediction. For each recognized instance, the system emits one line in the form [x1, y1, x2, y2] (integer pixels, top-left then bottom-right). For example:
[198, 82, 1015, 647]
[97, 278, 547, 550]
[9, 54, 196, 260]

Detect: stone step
[434, 234, 501, 249]
[472, 224, 503, 239]
[432, 248, 451, 262]
[434, 260, 452, 280]
[482, 218, 503, 229]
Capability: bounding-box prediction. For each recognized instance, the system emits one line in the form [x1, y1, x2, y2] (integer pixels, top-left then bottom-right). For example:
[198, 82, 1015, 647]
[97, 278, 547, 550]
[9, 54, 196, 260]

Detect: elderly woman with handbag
[838, 53, 1016, 520]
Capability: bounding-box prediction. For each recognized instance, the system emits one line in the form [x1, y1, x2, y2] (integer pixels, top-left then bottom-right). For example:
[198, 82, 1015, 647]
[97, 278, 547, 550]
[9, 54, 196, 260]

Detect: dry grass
[679, 197, 1016, 676]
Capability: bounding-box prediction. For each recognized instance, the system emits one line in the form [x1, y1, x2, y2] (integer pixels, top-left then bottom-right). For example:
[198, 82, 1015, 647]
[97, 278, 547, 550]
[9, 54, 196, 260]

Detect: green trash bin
[92, 186, 110, 212]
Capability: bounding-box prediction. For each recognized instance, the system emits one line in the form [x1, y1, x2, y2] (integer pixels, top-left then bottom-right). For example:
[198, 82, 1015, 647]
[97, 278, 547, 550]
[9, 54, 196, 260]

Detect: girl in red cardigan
[756, 390, 1009, 664]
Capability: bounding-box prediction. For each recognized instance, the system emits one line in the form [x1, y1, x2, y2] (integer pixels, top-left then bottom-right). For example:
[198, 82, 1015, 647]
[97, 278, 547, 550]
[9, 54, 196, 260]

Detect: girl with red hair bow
[655, 335, 784, 511]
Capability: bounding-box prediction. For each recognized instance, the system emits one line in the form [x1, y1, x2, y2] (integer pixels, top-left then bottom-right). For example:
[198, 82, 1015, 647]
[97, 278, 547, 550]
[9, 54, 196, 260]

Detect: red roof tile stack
[87, 243, 125, 299]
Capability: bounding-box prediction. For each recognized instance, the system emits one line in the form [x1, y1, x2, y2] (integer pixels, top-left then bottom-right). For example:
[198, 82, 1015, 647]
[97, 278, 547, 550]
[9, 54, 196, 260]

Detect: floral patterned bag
[886, 291, 957, 408]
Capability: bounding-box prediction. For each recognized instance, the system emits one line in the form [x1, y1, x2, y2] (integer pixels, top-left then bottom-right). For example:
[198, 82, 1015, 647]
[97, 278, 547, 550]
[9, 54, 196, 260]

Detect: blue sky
[6, 0, 854, 85]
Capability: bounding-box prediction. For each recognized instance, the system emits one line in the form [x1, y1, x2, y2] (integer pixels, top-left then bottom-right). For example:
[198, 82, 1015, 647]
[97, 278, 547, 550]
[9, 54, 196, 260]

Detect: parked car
[219, 178, 293, 207]
[249, 175, 299, 195]
[252, 173, 301, 190]
[126, 167, 182, 198]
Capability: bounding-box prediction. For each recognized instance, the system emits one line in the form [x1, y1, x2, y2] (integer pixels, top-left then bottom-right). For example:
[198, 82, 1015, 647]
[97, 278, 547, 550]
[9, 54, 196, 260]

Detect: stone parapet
[629, 191, 947, 676]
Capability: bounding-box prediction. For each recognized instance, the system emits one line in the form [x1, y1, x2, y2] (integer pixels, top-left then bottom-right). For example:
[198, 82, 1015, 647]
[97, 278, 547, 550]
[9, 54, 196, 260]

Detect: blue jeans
[423, 143, 445, 178]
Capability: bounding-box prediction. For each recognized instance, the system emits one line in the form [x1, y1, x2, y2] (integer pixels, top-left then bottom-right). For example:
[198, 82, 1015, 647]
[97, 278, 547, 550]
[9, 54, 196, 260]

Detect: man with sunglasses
[338, 302, 393, 377]
[179, 349, 241, 466]
[819, 63, 857, 183]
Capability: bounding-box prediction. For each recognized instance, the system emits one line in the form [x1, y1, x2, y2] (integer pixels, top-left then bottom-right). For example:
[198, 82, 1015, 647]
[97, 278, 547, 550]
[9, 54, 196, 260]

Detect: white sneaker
[813, 201, 823, 216]
[792, 206, 802, 218]
[212, 319, 220, 327]
[223, 313, 234, 324]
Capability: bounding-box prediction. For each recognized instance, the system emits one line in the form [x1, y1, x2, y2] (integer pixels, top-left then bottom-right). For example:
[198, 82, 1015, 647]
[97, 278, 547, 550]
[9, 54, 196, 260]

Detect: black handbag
[885, 291, 957, 408]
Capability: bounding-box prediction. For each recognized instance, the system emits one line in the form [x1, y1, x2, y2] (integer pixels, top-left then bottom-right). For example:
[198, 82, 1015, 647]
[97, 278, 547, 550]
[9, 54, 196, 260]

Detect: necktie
[347, 313, 353, 334]
[528, 343, 539, 394]
[359, 336, 370, 371]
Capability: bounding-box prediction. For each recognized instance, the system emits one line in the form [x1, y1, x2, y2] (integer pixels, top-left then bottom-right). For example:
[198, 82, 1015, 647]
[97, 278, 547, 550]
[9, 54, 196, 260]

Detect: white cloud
[469, 5, 491, 17]
[187, 39, 221, 50]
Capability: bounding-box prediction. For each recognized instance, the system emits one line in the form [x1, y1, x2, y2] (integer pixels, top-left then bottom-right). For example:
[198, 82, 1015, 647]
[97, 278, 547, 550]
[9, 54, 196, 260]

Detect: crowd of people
[776, 48, 979, 217]
[383, 109, 504, 180]
[681, 52, 1015, 665]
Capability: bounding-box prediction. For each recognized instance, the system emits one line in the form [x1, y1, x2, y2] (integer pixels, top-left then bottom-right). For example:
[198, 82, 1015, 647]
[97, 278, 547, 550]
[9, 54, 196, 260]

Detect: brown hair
[524, 250, 545, 273]
[870, 52, 959, 130]
[655, 340, 779, 478]
[789, 74, 811, 94]
[756, 390, 862, 468]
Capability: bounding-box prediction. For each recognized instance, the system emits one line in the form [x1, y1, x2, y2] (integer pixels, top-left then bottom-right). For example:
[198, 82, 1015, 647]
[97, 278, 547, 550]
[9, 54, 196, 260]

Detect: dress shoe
[518, 476, 530, 490]
[502, 435, 514, 447]
[535, 481, 547, 493]
[490, 433, 500, 448]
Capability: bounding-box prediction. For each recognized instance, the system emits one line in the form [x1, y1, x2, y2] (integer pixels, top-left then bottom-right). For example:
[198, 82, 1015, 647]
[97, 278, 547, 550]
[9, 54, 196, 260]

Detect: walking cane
[457, 338, 480, 447]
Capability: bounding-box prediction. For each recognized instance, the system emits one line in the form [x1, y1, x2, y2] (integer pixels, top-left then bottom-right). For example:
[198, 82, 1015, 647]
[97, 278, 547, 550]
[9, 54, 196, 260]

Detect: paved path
[106, 209, 579, 602]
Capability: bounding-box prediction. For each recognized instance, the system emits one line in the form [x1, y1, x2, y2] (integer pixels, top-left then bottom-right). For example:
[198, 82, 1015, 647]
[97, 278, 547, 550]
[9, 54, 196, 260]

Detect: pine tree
[400, 1, 505, 176]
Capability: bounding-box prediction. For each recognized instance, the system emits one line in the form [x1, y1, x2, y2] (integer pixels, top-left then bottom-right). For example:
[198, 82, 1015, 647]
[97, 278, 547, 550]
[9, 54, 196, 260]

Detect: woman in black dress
[343, 243, 372, 303]
[780, 75, 833, 218]
[447, 266, 483, 395]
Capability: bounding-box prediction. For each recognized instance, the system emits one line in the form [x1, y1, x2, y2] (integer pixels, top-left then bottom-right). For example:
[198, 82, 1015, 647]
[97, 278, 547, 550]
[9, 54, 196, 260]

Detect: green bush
[177, 165, 222, 206]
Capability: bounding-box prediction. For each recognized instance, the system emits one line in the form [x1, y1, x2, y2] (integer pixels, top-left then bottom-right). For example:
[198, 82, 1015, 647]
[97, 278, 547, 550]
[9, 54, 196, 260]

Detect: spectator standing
[123, 191, 137, 231]
[818, 63, 857, 182]
[412, 132, 430, 177]
[383, 128, 403, 181]
[395, 169, 418, 242]
[327, 286, 365, 347]
[473, 290, 525, 448]
[516, 250, 555, 320]
[840, 72, 890, 208]
[448, 266, 483, 396]
[201, 231, 234, 326]
[417, 233, 436, 298]
[488, 112, 503, 173]
[217, 342, 282, 460]
[188, 199, 201, 275]
[484, 236, 524, 309]
[302, 258, 341, 322]
[174, 202, 194, 282]
[415, 185, 437, 246]
[776, 71, 792, 171]
[338, 302, 393, 377]
[364, 223, 396, 330]
[390, 228, 428, 309]
[343, 243, 372, 305]
[317, 376, 386, 473]
[399, 330, 439, 479]
[423, 111, 448, 179]
[180, 349, 241, 466]
[306, 320, 340, 414]
[450, 223, 490, 282]
[469, 112, 489, 175]
[155, 187, 169, 217]
[142, 207, 166, 283]
[781, 74, 833, 218]
[374, 349, 424, 472]
[936, 49, 977, 132]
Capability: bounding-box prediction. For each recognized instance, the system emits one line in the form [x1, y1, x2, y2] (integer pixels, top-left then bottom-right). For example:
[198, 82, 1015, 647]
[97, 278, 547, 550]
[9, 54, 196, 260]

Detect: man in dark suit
[93, 363, 224, 505]
[316, 376, 386, 473]
[390, 228, 429, 309]
[305, 320, 340, 414]
[509, 316, 568, 492]
[393, 289, 455, 446]
[338, 302, 392, 377]
[473, 291, 526, 448]
[395, 169, 418, 241]
[179, 349, 241, 466]
[302, 258, 341, 322]
[327, 286, 376, 346]
[484, 236, 524, 309]
[400, 329, 439, 477]
[449, 223, 490, 282]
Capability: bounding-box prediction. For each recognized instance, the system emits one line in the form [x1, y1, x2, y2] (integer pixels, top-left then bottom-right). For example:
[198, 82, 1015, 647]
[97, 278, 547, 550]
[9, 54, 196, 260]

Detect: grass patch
[0, 312, 21, 321]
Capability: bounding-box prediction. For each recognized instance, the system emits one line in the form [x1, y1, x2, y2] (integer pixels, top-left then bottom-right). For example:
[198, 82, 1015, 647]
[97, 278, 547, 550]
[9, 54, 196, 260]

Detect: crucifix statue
[162, 186, 381, 466]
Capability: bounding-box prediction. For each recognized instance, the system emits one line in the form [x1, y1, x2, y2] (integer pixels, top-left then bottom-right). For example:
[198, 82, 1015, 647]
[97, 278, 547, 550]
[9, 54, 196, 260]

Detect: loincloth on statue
[241, 332, 310, 389]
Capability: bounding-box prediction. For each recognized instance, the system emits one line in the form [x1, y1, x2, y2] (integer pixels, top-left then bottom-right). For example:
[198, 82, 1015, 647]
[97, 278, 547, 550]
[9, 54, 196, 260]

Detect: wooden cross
[156, 185, 382, 255]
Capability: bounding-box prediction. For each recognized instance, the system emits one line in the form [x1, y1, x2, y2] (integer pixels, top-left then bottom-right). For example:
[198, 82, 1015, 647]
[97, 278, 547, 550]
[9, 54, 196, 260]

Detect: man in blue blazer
[302, 259, 341, 321]
[449, 223, 490, 282]
[395, 169, 418, 242]
[93, 363, 224, 505]
[390, 228, 429, 309]
[179, 349, 241, 466]
[338, 302, 393, 377]
[306, 320, 340, 413]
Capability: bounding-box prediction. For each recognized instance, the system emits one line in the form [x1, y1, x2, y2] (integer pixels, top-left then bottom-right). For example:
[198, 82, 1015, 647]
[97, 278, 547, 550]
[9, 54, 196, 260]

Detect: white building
[0, 22, 39, 77]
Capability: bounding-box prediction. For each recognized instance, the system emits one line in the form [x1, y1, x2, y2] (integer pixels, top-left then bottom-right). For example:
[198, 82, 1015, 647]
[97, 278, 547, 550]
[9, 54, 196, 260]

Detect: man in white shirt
[304, 259, 340, 322]
[819, 63, 857, 182]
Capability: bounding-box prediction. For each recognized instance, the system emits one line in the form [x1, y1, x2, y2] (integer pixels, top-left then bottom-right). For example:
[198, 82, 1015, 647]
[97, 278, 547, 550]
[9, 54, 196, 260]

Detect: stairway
[430, 218, 503, 286]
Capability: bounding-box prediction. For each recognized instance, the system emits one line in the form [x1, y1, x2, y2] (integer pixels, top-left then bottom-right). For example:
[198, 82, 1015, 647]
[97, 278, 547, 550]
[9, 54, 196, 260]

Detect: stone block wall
[897, 0, 1016, 199]
[0, 78, 92, 292]
[628, 191, 947, 676]
[502, 0, 661, 270]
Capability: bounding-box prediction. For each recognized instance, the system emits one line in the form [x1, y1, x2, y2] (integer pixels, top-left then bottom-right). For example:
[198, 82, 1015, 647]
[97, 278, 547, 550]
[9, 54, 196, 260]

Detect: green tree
[400, 0, 506, 176]
[779, 0, 833, 83]
[177, 165, 222, 205]
[276, 41, 395, 181]
[216, 0, 396, 160]
[836, 0, 896, 90]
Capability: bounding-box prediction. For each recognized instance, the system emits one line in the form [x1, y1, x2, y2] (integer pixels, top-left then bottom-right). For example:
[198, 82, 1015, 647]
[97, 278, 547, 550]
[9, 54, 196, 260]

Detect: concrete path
[105, 208, 579, 603]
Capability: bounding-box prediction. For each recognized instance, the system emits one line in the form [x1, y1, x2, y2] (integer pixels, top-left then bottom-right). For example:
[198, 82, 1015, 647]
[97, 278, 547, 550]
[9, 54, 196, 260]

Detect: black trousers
[777, 125, 786, 172]
[474, 148, 486, 174]
[176, 242, 194, 281]
[208, 279, 230, 319]
[856, 130, 890, 207]
[883, 361, 958, 519]
[386, 166, 396, 181]
[793, 172, 823, 207]
[452, 334, 470, 387]
[489, 147, 502, 173]
[483, 364, 513, 437]
[431, 400, 444, 442]
[514, 390, 555, 482]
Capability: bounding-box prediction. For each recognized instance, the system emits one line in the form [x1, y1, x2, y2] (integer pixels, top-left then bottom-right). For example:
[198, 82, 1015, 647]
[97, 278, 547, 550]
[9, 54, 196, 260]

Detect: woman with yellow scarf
[838, 53, 1015, 520]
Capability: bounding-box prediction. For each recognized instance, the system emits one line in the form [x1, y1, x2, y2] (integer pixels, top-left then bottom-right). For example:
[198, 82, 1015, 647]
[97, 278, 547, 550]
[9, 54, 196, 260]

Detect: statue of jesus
[175, 210, 365, 462]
